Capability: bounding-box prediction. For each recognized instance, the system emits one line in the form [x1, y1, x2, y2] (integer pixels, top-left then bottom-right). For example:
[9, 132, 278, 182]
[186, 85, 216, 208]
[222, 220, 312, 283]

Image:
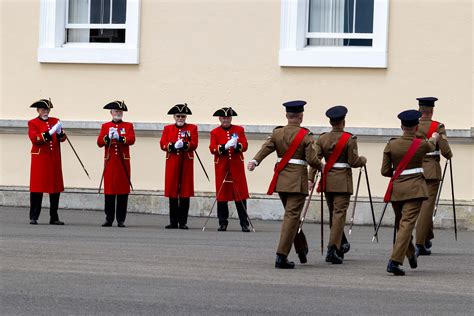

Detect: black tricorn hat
[213, 107, 238, 117]
[103, 100, 128, 111]
[167, 103, 192, 115]
[416, 97, 438, 107]
[326, 105, 348, 122]
[30, 99, 53, 109]
[398, 109, 421, 127]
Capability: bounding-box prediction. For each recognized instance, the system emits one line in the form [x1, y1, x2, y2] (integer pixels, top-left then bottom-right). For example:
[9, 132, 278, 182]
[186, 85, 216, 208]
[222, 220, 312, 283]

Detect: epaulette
[387, 137, 396, 143]
[439, 123, 445, 128]
[273, 126, 283, 130]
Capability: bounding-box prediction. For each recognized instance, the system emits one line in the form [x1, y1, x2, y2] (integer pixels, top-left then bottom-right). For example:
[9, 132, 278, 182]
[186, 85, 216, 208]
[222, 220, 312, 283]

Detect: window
[38, 0, 140, 64]
[280, 0, 389, 68]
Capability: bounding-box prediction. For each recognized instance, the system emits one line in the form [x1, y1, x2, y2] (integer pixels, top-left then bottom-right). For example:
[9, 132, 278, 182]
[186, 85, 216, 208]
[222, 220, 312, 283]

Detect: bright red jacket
[97, 120, 135, 195]
[28, 117, 66, 193]
[160, 123, 198, 198]
[209, 125, 249, 202]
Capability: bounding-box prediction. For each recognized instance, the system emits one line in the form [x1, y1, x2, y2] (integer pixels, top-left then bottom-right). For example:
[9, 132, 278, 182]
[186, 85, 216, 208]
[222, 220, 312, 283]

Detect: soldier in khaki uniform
[309, 106, 366, 264]
[248, 101, 323, 269]
[414, 97, 453, 256]
[382, 110, 439, 276]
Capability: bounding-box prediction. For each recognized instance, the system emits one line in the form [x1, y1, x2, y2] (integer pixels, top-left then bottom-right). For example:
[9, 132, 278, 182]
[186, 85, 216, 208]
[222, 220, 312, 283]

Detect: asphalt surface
[0, 206, 473, 315]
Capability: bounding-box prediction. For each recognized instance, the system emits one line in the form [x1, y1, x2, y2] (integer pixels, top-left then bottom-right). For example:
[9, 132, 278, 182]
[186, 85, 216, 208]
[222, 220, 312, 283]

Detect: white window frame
[38, 0, 141, 64]
[279, 0, 389, 68]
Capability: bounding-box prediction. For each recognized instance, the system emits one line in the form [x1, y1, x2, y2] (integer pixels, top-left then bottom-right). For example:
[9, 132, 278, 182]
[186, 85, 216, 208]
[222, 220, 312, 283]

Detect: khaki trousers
[276, 193, 307, 256]
[416, 180, 439, 244]
[325, 193, 351, 250]
[391, 199, 423, 263]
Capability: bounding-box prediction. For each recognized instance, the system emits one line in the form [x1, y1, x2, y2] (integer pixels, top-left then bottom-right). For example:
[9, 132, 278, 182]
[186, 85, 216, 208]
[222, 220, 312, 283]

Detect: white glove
[49, 123, 59, 135]
[174, 139, 184, 149]
[108, 127, 118, 139]
[232, 135, 239, 148]
[55, 121, 62, 134]
[225, 138, 237, 150]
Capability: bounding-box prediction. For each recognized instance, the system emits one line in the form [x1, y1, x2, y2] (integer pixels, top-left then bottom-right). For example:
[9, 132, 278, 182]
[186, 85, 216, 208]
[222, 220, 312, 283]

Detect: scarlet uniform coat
[209, 125, 249, 201]
[160, 123, 198, 198]
[28, 117, 66, 193]
[97, 121, 135, 195]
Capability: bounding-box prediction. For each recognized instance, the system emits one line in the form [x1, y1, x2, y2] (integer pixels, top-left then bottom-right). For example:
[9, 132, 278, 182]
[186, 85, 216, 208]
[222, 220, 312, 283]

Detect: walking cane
[298, 171, 319, 234]
[449, 159, 457, 240]
[202, 171, 229, 231]
[433, 160, 448, 219]
[363, 165, 378, 242]
[66, 136, 90, 179]
[116, 144, 134, 191]
[233, 181, 256, 232]
[372, 202, 389, 242]
[98, 140, 113, 195]
[348, 168, 362, 235]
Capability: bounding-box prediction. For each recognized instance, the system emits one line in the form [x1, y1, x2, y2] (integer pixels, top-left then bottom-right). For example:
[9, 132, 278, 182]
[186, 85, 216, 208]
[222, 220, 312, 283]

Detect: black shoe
[425, 240, 432, 249]
[326, 246, 343, 264]
[336, 248, 345, 260]
[30, 219, 38, 225]
[217, 224, 227, 231]
[165, 224, 178, 229]
[179, 224, 189, 230]
[275, 254, 295, 269]
[387, 260, 405, 276]
[341, 242, 351, 254]
[49, 220, 64, 225]
[297, 248, 308, 264]
[102, 221, 112, 227]
[416, 244, 431, 256]
[117, 222, 126, 228]
[408, 255, 418, 269]
[241, 225, 250, 232]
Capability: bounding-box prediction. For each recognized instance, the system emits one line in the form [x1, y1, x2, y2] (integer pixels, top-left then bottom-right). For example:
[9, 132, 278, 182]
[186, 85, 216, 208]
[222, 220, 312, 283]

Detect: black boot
[387, 260, 405, 276]
[408, 255, 418, 269]
[416, 244, 431, 256]
[217, 224, 227, 231]
[275, 254, 295, 269]
[241, 225, 250, 232]
[325, 246, 343, 264]
[425, 240, 432, 249]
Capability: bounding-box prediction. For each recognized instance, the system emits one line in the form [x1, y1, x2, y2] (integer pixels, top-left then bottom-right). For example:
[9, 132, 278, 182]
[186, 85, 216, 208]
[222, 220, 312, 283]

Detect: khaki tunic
[253, 123, 322, 194]
[309, 127, 366, 194]
[417, 119, 453, 180]
[381, 131, 436, 202]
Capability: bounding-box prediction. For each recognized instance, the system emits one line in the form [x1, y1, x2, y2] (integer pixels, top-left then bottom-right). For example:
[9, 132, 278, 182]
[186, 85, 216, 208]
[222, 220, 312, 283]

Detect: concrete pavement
[1, 206, 472, 315]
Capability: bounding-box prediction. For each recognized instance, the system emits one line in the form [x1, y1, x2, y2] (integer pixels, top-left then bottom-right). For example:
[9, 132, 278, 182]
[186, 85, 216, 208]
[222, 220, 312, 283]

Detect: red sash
[267, 128, 308, 195]
[383, 138, 422, 202]
[317, 132, 351, 193]
[427, 121, 439, 138]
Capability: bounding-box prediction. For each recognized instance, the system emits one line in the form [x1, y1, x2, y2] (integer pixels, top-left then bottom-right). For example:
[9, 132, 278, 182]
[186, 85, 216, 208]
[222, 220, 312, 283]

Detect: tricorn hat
[30, 98, 53, 109]
[213, 107, 238, 117]
[168, 103, 192, 115]
[103, 100, 128, 111]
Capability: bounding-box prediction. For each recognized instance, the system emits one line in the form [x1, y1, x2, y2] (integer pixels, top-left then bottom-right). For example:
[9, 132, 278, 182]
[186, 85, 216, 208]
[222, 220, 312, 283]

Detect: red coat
[28, 117, 66, 193]
[209, 125, 249, 201]
[160, 123, 198, 198]
[97, 121, 135, 195]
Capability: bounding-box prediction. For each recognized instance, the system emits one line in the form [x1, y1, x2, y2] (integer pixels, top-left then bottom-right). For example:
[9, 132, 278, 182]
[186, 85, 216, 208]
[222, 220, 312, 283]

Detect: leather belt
[400, 167, 424, 176]
[426, 151, 440, 156]
[332, 162, 350, 169]
[277, 158, 308, 166]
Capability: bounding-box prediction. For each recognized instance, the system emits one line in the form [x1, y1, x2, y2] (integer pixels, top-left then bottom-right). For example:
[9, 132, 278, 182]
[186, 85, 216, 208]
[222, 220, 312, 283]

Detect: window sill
[38, 46, 139, 64]
[279, 47, 387, 68]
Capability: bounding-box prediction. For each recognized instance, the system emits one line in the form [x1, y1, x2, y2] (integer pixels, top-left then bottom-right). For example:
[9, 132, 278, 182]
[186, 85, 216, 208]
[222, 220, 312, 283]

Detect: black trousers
[30, 192, 60, 221]
[104, 194, 128, 224]
[217, 200, 249, 227]
[169, 197, 190, 225]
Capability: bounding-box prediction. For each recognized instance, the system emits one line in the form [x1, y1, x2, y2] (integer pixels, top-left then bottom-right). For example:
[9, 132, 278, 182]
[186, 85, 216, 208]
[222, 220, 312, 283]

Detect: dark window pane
[90, 28, 126, 42]
[344, 0, 374, 33]
[91, 0, 111, 24]
[307, 38, 372, 47]
[112, 0, 127, 24]
[343, 39, 372, 46]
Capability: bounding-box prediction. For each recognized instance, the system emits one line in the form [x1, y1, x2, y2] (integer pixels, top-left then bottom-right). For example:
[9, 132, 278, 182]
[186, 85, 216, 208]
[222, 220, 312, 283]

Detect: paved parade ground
[1, 206, 473, 315]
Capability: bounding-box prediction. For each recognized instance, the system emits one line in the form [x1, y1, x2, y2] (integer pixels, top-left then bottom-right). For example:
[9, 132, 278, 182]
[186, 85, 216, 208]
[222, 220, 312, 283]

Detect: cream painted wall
[0, 0, 472, 201]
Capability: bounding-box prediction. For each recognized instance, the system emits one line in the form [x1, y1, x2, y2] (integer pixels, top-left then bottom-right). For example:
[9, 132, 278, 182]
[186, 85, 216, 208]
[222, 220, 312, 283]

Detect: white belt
[426, 151, 440, 156]
[332, 162, 350, 169]
[400, 168, 424, 176]
[277, 158, 308, 166]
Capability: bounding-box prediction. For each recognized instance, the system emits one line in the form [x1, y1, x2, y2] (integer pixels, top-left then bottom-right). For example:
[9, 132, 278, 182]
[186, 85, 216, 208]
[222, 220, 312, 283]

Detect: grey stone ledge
[1, 119, 472, 143]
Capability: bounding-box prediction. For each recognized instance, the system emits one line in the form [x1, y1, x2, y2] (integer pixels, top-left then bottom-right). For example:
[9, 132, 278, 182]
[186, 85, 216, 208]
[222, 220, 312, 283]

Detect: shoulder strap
[317, 132, 351, 192]
[267, 128, 308, 195]
[427, 121, 439, 138]
[383, 138, 422, 202]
